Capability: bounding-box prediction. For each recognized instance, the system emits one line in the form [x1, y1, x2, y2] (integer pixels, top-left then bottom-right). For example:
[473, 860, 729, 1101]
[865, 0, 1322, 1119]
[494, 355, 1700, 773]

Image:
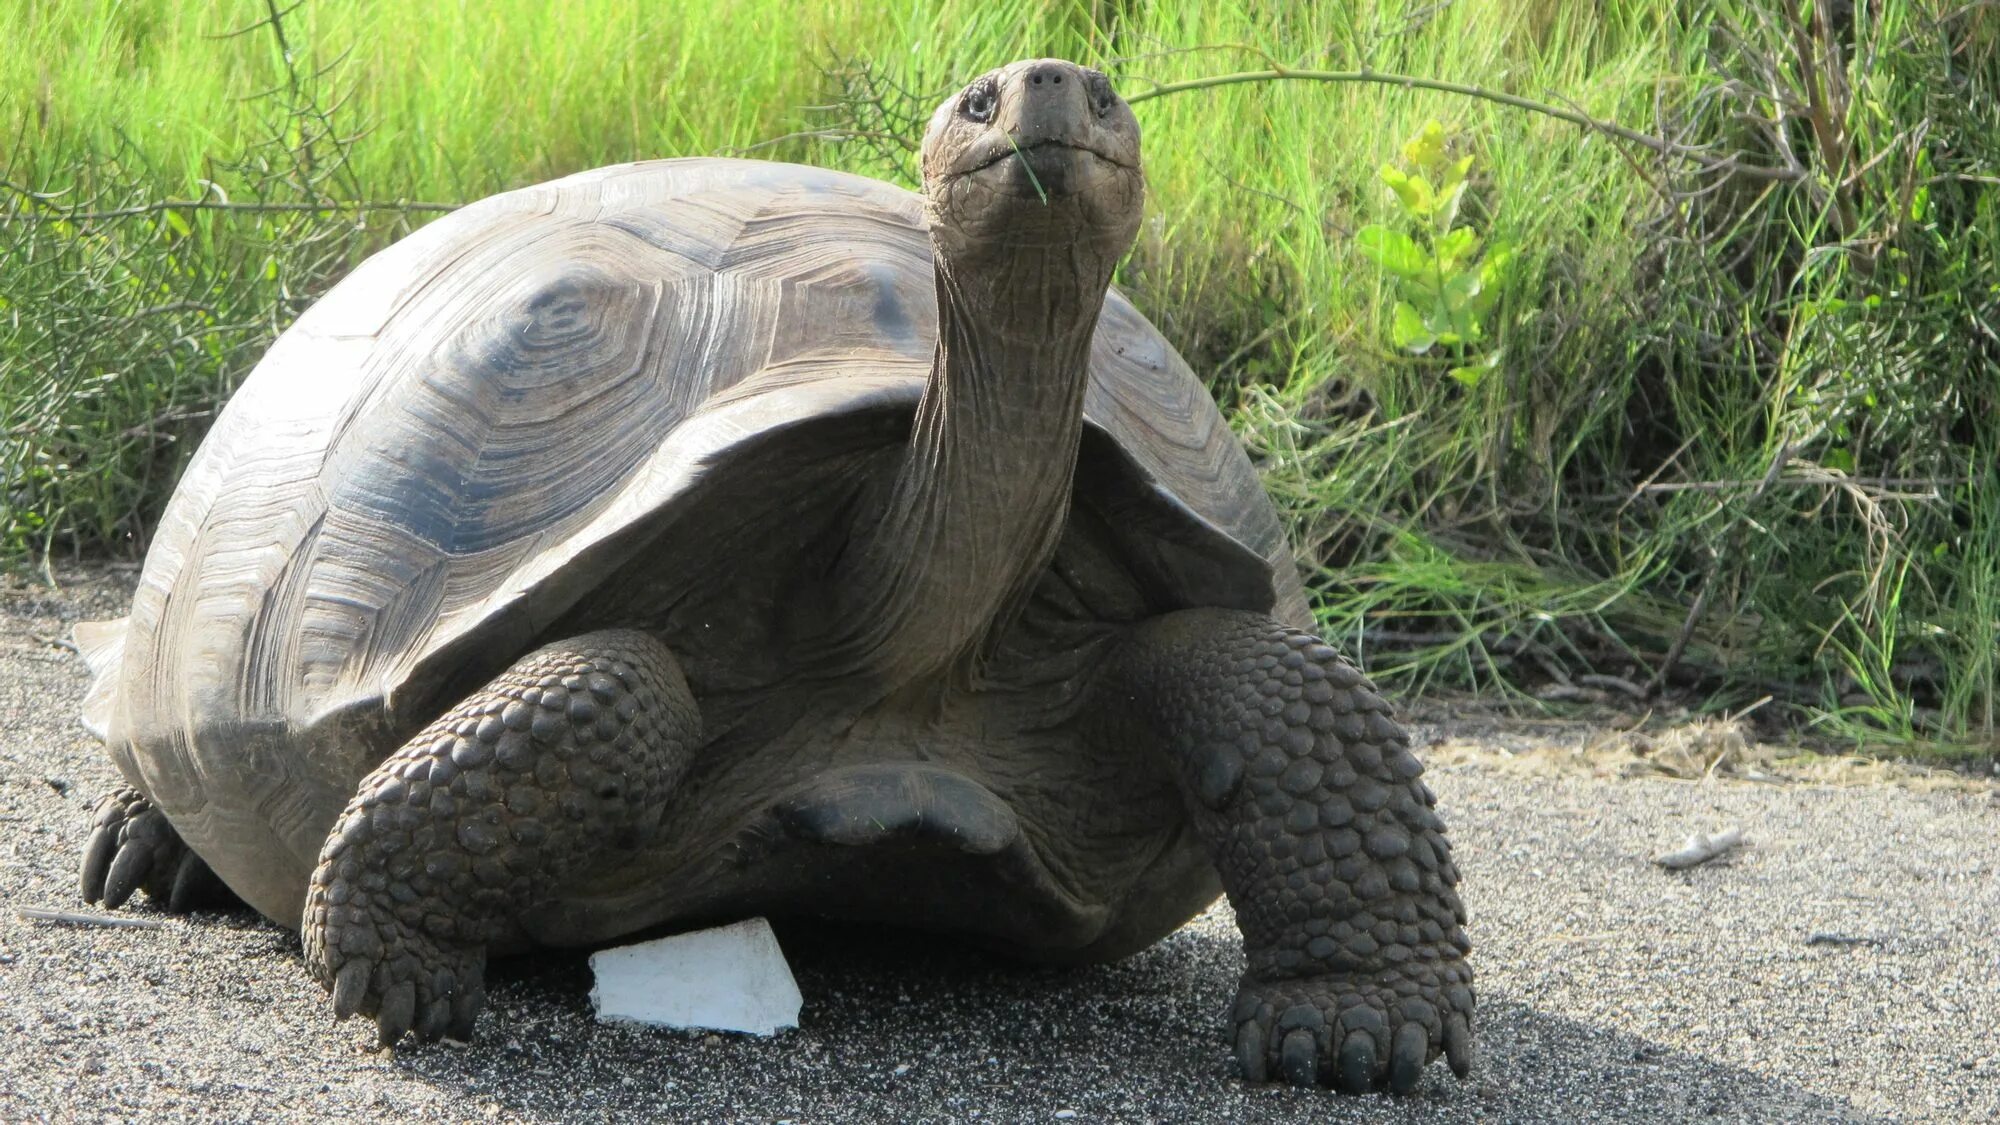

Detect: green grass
[4, 1, 1997, 755]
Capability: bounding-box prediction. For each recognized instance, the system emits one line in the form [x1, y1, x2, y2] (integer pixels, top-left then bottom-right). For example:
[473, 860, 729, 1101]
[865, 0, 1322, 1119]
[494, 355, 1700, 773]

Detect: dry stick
[1646, 578, 1711, 699]
[18, 907, 166, 930]
[1643, 441, 1797, 699]
[1633, 476, 1962, 495]
[1575, 673, 1648, 701]
[0, 198, 459, 224]
[1652, 827, 1746, 870]
[1805, 933, 1882, 948]
[1122, 67, 1802, 182]
[720, 128, 914, 157]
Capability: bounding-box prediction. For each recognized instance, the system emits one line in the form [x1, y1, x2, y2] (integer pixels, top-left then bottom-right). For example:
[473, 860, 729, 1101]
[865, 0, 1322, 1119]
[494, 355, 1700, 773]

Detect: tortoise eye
[1088, 73, 1116, 117]
[961, 78, 997, 123]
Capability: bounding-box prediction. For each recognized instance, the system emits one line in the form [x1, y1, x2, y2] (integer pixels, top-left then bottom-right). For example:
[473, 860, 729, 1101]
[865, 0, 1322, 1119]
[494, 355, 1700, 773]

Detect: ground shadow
[385, 920, 1883, 1124]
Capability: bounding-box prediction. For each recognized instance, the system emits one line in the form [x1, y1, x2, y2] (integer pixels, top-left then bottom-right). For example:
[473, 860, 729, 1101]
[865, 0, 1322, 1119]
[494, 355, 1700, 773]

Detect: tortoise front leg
[1095, 609, 1473, 1094]
[302, 629, 699, 1047]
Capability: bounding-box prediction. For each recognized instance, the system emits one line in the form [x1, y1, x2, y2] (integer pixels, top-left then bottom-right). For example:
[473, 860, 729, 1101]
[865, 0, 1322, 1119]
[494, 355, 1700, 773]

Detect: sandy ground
[3, 566, 1997, 1124]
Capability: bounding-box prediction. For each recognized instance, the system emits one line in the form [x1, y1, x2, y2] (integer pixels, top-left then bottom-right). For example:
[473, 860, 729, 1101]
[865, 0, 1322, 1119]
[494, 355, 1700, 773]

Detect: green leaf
[1355, 225, 1430, 278]
[1448, 350, 1502, 389]
[1435, 227, 1479, 271]
[1435, 180, 1467, 232]
[1472, 244, 1513, 313]
[1402, 119, 1448, 171]
[1391, 300, 1437, 352]
[1441, 272, 1485, 340]
[1379, 164, 1433, 218]
[1441, 154, 1475, 193]
[1440, 271, 1478, 311]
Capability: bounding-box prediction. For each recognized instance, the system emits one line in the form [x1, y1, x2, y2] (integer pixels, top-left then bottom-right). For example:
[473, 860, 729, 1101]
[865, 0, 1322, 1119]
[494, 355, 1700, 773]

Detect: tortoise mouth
[957, 139, 1135, 199]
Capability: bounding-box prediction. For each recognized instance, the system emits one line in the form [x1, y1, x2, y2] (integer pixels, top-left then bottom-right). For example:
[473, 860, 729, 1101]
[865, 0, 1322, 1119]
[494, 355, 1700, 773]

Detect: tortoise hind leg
[80, 786, 233, 913]
[302, 629, 699, 1047]
[1092, 608, 1474, 1094]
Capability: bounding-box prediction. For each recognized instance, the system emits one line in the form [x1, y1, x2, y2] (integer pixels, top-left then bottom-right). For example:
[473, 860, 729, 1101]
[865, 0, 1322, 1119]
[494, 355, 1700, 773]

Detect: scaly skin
[300, 629, 700, 1046]
[1096, 608, 1474, 1093]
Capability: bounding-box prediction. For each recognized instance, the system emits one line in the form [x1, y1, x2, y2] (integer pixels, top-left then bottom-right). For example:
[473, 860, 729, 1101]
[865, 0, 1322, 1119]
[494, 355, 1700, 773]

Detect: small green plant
[1355, 120, 1511, 387]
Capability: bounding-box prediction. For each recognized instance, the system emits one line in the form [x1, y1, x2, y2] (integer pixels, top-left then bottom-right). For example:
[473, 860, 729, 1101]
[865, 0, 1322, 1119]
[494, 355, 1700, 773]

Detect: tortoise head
[920, 59, 1142, 279]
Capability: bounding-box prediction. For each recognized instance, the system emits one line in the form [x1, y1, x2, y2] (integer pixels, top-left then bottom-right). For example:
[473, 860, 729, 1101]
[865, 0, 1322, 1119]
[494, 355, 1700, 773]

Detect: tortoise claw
[1389, 1022, 1429, 1093]
[79, 820, 120, 904]
[416, 994, 453, 1043]
[1233, 1018, 1268, 1082]
[100, 833, 153, 909]
[1281, 1028, 1320, 1087]
[1444, 1012, 1473, 1078]
[447, 979, 485, 1043]
[376, 981, 417, 1047]
[1338, 1030, 1379, 1094]
[331, 960, 371, 1020]
[166, 848, 209, 914]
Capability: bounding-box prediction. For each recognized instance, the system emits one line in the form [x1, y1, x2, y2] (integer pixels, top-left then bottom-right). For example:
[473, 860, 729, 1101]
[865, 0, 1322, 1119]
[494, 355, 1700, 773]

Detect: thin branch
[18, 907, 166, 930]
[1632, 475, 1962, 496]
[204, 0, 308, 40]
[1120, 66, 1804, 181]
[718, 128, 916, 157]
[1645, 441, 1797, 698]
[1652, 827, 1747, 870]
[1, 197, 459, 223]
[1199, 155, 1313, 220]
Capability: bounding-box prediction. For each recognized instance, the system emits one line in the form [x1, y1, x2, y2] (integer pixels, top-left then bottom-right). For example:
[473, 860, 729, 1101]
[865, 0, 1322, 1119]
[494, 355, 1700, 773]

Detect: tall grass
[3, 1, 1996, 753]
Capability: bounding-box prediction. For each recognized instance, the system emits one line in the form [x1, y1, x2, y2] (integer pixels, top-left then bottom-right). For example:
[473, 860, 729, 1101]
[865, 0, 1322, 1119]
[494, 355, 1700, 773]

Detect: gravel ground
[3, 567, 1997, 1124]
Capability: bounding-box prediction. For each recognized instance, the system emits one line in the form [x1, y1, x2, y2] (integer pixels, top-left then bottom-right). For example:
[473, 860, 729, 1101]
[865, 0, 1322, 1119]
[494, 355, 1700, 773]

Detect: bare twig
[1652, 827, 1747, 870]
[1632, 476, 1961, 496]
[30, 633, 81, 655]
[1645, 441, 1797, 698]
[205, 0, 308, 41]
[1121, 66, 1802, 182]
[1576, 673, 1648, 701]
[0, 197, 458, 224]
[717, 128, 915, 157]
[18, 907, 166, 930]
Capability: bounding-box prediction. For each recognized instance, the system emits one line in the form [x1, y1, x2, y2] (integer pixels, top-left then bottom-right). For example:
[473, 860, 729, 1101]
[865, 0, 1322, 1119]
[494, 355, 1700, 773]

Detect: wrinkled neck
[840, 250, 1107, 684]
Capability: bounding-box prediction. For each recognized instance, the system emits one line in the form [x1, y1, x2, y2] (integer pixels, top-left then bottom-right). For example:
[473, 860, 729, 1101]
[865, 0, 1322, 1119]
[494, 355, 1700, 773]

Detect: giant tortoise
[73, 58, 1473, 1093]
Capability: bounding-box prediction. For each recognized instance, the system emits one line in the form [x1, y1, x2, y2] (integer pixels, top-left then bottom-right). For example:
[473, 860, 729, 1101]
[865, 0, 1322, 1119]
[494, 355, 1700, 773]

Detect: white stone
[588, 917, 802, 1036]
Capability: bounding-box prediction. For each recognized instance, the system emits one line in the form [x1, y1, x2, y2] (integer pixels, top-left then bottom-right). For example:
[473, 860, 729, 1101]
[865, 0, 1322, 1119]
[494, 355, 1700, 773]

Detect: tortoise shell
[81, 157, 1307, 928]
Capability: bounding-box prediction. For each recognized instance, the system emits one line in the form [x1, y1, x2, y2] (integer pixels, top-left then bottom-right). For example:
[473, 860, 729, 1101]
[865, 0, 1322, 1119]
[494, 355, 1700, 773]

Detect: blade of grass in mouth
[1005, 134, 1050, 206]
